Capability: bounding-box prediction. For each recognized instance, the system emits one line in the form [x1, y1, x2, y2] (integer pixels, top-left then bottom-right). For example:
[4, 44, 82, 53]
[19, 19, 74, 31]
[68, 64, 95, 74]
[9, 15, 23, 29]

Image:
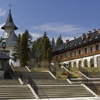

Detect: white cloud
[30, 32, 42, 40]
[31, 23, 88, 35]
[16, 30, 42, 40]
[0, 8, 6, 17]
[62, 36, 74, 42]
[30, 32, 42, 38]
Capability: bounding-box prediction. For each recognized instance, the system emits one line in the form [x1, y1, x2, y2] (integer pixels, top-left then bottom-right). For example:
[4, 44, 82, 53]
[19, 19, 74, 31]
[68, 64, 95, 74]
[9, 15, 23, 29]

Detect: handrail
[19, 72, 23, 80]
[39, 86, 48, 99]
[85, 79, 100, 95]
[9, 63, 14, 77]
[48, 65, 56, 76]
[28, 76, 38, 94]
[79, 67, 88, 77]
[79, 67, 100, 95]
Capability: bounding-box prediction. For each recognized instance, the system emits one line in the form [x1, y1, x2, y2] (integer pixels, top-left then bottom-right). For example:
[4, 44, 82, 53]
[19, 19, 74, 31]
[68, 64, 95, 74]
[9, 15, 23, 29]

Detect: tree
[31, 31, 52, 67]
[19, 32, 28, 67]
[32, 37, 43, 60]
[12, 34, 21, 61]
[56, 35, 63, 46]
[47, 48, 52, 63]
[42, 32, 50, 61]
[51, 37, 55, 48]
[24, 30, 32, 46]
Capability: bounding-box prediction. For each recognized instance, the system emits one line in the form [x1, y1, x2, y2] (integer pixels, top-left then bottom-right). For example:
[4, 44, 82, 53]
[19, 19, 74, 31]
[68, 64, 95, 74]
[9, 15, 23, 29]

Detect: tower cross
[9, 4, 12, 9]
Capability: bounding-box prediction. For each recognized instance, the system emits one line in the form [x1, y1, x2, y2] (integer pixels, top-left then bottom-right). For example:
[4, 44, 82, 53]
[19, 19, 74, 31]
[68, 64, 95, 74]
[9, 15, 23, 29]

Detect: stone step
[21, 72, 54, 79]
[0, 85, 35, 99]
[13, 67, 29, 72]
[34, 79, 69, 85]
[37, 85, 94, 98]
[0, 79, 20, 85]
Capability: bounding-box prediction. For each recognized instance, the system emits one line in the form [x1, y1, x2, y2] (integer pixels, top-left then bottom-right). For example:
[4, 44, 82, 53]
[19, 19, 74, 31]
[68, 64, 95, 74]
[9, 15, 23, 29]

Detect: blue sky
[0, 0, 100, 42]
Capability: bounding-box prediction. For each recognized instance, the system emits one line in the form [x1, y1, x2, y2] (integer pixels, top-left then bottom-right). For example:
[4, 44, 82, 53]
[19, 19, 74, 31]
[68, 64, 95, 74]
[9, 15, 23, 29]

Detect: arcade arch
[84, 59, 88, 67]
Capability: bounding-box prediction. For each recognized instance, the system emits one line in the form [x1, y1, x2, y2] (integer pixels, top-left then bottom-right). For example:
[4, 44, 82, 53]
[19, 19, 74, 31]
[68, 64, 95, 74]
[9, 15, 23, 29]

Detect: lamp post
[2, 42, 6, 51]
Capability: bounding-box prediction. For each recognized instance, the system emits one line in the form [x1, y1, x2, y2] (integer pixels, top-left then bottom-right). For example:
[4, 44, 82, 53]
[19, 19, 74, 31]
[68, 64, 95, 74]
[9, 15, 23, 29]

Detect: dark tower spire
[1, 9, 18, 30]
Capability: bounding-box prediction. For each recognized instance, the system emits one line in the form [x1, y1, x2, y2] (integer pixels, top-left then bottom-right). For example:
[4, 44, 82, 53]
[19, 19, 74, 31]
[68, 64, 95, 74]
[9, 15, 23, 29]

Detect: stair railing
[79, 67, 88, 76]
[48, 65, 56, 76]
[39, 86, 48, 99]
[85, 79, 100, 95]
[28, 76, 38, 94]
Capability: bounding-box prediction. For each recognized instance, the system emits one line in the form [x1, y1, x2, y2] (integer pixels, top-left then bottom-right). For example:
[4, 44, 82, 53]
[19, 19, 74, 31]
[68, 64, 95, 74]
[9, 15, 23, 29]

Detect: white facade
[60, 45, 100, 68]
[4, 27, 14, 38]
[53, 31, 100, 68]
[0, 10, 20, 67]
[6, 47, 20, 67]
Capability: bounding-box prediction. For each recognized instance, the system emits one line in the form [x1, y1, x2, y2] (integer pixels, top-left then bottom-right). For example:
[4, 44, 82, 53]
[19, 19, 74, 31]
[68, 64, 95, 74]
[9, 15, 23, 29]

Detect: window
[90, 46, 92, 52]
[74, 43, 76, 46]
[96, 45, 99, 50]
[79, 42, 81, 44]
[84, 48, 87, 53]
[74, 51, 76, 56]
[64, 53, 66, 57]
[70, 52, 72, 56]
[79, 49, 81, 54]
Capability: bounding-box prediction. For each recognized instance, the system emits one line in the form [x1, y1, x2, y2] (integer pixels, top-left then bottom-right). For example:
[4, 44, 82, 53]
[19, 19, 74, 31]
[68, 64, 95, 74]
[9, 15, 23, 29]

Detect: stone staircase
[9, 67, 97, 99]
[21, 72, 54, 79]
[12, 67, 29, 72]
[0, 85, 35, 99]
[0, 79, 20, 85]
[37, 85, 95, 99]
[34, 79, 69, 85]
[16, 71, 55, 85]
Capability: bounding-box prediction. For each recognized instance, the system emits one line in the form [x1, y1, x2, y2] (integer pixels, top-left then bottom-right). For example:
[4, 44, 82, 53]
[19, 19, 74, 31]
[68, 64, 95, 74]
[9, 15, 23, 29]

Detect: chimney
[88, 31, 91, 34]
[66, 39, 69, 44]
[74, 37, 76, 40]
[98, 29, 100, 34]
[93, 29, 96, 32]
[86, 33, 90, 38]
[82, 33, 86, 40]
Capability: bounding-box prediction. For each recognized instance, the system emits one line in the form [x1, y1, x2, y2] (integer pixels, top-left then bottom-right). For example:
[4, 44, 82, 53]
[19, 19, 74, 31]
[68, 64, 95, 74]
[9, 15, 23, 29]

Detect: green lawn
[30, 67, 48, 72]
[83, 67, 100, 72]
[30, 67, 85, 79]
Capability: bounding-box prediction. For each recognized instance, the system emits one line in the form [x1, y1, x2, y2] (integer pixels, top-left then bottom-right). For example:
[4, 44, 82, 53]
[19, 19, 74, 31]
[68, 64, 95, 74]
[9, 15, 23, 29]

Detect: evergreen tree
[31, 31, 52, 66]
[51, 37, 55, 48]
[56, 35, 63, 46]
[32, 37, 43, 60]
[24, 30, 32, 46]
[19, 32, 28, 67]
[42, 34, 50, 60]
[12, 34, 21, 61]
[43, 31, 47, 39]
[47, 48, 52, 63]
[24, 30, 32, 60]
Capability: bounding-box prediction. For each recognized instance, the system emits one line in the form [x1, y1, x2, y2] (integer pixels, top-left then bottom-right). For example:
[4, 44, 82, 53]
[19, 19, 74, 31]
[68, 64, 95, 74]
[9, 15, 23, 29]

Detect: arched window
[73, 61, 76, 67]
[78, 60, 82, 68]
[90, 58, 94, 67]
[84, 59, 88, 67]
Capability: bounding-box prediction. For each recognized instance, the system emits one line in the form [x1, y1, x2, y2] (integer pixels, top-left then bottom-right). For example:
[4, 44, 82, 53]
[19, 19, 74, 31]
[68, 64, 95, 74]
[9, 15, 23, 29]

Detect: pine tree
[56, 35, 63, 46]
[51, 37, 55, 48]
[12, 34, 21, 61]
[32, 37, 43, 60]
[19, 32, 28, 67]
[42, 35, 50, 60]
[47, 48, 52, 63]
